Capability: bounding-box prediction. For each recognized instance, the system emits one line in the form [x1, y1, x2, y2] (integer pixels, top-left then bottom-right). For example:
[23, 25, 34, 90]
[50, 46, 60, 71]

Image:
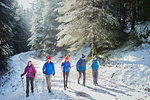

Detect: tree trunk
[131, 0, 136, 30]
[91, 0, 96, 58]
[119, 0, 122, 21]
[122, 0, 126, 25]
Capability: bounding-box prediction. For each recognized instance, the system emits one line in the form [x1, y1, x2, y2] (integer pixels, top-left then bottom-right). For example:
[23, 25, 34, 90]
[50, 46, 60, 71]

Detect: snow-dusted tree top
[0, 2, 11, 10]
[56, 0, 119, 51]
[28, 0, 60, 56]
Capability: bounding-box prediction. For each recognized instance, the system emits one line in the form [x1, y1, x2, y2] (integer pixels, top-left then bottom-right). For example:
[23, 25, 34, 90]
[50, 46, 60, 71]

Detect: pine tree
[0, 0, 13, 61]
[0, 0, 29, 69]
[11, 0, 30, 53]
[28, 0, 60, 57]
[56, 0, 119, 57]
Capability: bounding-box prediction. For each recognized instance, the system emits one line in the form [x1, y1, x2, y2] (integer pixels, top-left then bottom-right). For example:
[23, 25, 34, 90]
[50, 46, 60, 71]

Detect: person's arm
[76, 60, 80, 71]
[69, 62, 71, 70]
[61, 62, 64, 70]
[42, 63, 46, 73]
[21, 67, 27, 77]
[32, 65, 36, 75]
[52, 63, 55, 75]
[98, 60, 101, 69]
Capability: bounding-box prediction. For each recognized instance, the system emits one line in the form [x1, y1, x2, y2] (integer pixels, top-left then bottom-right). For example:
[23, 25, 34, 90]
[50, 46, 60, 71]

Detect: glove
[43, 71, 45, 74]
[53, 73, 55, 76]
[20, 74, 23, 77]
[77, 70, 79, 72]
[33, 73, 35, 77]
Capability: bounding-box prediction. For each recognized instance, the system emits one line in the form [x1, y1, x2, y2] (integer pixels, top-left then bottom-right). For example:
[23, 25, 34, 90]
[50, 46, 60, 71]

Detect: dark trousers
[26, 77, 34, 96]
[63, 72, 69, 88]
[78, 70, 86, 84]
[92, 70, 98, 85]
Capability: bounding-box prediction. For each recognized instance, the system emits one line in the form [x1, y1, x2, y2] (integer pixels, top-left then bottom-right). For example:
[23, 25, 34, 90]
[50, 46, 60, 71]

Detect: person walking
[76, 54, 86, 86]
[21, 61, 36, 97]
[42, 56, 55, 93]
[91, 55, 99, 86]
[61, 56, 71, 90]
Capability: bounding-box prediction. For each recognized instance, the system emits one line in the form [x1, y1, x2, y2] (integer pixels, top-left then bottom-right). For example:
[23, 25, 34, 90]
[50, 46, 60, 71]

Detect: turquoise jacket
[91, 60, 99, 70]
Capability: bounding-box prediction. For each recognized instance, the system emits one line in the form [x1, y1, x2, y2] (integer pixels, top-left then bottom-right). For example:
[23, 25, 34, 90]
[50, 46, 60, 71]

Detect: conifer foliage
[0, 0, 29, 68]
[28, 0, 60, 57]
[56, 0, 120, 56]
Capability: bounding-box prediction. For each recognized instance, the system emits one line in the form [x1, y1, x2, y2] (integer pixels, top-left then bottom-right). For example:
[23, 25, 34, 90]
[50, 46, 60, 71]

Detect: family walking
[20, 54, 100, 97]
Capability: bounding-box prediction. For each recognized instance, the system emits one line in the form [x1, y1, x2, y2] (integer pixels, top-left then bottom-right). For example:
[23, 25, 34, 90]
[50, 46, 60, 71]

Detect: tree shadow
[68, 88, 96, 100]
[97, 85, 131, 96]
[86, 86, 117, 97]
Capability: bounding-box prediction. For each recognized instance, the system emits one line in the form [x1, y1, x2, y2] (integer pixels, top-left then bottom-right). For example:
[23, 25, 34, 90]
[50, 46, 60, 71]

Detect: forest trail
[0, 51, 149, 100]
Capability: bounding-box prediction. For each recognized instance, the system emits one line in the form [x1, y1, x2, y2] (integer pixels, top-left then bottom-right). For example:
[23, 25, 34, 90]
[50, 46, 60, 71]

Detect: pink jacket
[22, 64, 36, 78]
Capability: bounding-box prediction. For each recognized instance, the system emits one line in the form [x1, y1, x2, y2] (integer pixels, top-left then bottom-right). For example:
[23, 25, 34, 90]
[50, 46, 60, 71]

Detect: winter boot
[49, 90, 51, 93]
[65, 85, 68, 88]
[83, 84, 86, 87]
[64, 86, 66, 90]
[26, 94, 29, 97]
[96, 83, 98, 86]
[78, 81, 80, 84]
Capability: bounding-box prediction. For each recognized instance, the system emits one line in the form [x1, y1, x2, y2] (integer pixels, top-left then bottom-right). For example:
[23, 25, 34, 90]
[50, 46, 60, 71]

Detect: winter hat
[65, 56, 69, 60]
[94, 55, 97, 59]
[82, 54, 86, 58]
[47, 56, 51, 60]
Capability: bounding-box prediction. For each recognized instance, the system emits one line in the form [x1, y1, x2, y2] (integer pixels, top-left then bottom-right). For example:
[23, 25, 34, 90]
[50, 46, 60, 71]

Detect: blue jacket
[61, 61, 71, 72]
[42, 62, 55, 75]
[91, 60, 99, 70]
[76, 59, 86, 71]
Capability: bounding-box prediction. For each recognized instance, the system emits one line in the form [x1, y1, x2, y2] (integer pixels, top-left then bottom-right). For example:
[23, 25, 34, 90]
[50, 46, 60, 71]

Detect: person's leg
[30, 77, 34, 93]
[66, 72, 69, 87]
[63, 72, 66, 89]
[78, 71, 81, 83]
[92, 70, 95, 85]
[96, 70, 98, 84]
[49, 75, 52, 91]
[46, 75, 50, 91]
[26, 77, 29, 97]
[94, 70, 97, 85]
[83, 70, 86, 85]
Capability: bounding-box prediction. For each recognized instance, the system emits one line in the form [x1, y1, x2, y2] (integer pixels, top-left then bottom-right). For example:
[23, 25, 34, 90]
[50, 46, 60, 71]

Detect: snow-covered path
[0, 51, 149, 100]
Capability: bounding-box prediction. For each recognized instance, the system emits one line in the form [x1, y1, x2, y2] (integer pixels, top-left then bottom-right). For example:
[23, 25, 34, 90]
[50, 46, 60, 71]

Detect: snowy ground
[99, 43, 150, 98]
[0, 46, 150, 100]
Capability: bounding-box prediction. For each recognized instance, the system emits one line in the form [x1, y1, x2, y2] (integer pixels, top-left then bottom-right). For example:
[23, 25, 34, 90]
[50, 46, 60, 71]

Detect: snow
[135, 22, 150, 36]
[102, 43, 150, 95]
[0, 46, 150, 100]
[123, 27, 131, 34]
[0, 2, 11, 10]
[123, 21, 150, 36]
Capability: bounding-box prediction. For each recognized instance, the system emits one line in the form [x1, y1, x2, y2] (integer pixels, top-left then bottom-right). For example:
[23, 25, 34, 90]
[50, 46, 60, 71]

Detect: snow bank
[105, 43, 150, 93]
[135, 22, 150, 36]
[135, 21, 150, 42]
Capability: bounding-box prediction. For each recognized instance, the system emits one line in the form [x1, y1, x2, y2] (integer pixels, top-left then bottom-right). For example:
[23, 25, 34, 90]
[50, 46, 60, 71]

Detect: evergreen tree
[56, 0, 120, 57]
[28, 0, 60, 57]
[0, 0, 30, 69]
